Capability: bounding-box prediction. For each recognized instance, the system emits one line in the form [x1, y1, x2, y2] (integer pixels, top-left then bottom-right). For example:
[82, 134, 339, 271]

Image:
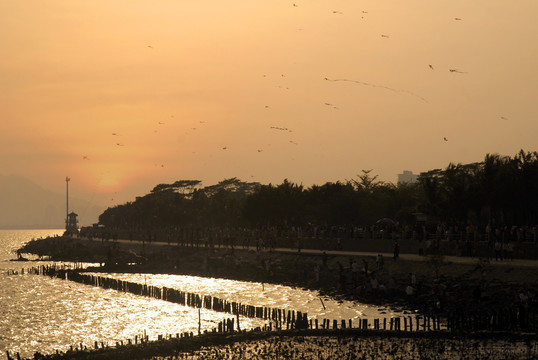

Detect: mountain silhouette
[0, 174, 104, 229]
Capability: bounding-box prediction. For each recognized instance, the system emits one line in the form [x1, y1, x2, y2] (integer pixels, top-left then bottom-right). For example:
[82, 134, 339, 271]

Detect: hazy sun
[97, 173, 120, 189]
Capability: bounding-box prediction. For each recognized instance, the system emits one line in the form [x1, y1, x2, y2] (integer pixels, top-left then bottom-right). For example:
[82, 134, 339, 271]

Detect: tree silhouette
[95, 150, 538, 238]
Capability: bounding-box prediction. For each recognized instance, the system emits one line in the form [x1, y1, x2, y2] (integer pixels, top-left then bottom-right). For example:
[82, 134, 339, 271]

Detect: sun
[97, 173, 120, 189]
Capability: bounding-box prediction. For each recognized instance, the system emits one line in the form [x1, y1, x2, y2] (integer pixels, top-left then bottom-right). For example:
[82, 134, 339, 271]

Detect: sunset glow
[2, 0, 537, 206]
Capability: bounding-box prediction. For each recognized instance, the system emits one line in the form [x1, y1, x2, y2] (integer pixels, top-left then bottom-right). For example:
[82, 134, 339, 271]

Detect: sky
[1, 0, 537, 207]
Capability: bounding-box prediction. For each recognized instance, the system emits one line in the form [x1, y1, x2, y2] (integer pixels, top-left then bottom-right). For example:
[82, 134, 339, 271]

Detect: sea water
[0, 230, 400, 358]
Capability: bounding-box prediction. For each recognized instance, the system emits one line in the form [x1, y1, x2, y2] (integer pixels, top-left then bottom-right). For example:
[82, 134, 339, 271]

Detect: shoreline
[16, 235, 538, 316]
[11, 235, 538, 359]
[16, 329, 538, 360]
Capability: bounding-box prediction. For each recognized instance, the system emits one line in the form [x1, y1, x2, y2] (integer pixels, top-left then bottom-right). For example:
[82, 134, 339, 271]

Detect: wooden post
[198, 308, 201, 335]
[319, 297, 326, 310]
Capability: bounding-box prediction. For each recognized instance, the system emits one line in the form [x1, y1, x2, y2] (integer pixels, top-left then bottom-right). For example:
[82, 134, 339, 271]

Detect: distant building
[397, 170, 418, 184]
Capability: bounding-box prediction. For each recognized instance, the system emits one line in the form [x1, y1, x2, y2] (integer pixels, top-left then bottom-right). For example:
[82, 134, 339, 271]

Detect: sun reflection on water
[93, 273, 401, 321]
[0, 273, 265, 358]
[0, 231, 405, 358]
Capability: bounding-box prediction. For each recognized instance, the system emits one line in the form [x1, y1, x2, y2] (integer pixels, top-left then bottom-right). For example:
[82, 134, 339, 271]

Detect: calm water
[0, 230, 400, 358]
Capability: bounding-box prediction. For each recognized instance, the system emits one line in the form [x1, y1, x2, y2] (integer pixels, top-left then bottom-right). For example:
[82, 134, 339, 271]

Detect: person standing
[314, 263, 320, 282]
[351, 259, 360, 287]
[376, 254, 384, 271]
[393, 240, 400, 260]
[494, 239, 502, 261]
[506, 240, 514, 260]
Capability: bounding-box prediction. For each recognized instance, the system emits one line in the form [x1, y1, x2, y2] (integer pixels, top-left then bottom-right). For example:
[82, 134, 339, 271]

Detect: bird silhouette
[449, 69, 466, 73]
[381, 34, 390, 38]
[324, 77, 428, 102]
[443, 137, 448, 141]
[429, 64, 434, 70]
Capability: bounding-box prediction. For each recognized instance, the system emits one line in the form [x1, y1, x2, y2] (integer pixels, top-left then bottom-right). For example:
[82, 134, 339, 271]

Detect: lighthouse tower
[65, 176, 79, 234]
[66, 212, 79, 234]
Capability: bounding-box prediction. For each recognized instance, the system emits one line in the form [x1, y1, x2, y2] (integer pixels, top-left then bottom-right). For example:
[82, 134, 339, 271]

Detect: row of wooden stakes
[16, 264, 537, 333]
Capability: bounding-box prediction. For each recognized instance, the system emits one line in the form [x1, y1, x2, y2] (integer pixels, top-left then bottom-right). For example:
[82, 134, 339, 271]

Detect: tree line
[96, 150, 538, 234]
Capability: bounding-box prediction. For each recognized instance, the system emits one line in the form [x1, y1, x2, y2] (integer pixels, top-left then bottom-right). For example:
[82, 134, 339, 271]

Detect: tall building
[397, 170, 418, 184]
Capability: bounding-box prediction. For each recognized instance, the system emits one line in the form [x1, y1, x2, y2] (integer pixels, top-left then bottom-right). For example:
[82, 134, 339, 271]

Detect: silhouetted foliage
[418, 150, 538, 227]
[98, 150, 538, 233]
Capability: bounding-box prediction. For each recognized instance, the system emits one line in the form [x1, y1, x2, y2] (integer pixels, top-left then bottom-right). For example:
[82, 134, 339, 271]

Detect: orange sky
[1, 0, 537, 206]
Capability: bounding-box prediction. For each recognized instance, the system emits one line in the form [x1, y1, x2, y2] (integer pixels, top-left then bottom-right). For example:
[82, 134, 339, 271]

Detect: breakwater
[21, 264, 309, 331]
[4, 264, 537, 360]
[14, 264, 537, 334]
